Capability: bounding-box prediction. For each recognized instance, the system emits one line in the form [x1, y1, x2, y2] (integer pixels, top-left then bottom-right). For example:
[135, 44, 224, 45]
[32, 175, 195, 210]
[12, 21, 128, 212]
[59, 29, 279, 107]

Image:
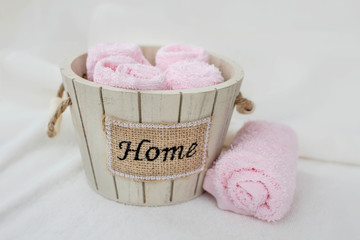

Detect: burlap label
[105, 117, 212, 181]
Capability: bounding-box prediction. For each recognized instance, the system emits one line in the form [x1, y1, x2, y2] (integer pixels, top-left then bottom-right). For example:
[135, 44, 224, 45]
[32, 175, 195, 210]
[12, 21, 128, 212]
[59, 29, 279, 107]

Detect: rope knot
[234, 92, 254, 114]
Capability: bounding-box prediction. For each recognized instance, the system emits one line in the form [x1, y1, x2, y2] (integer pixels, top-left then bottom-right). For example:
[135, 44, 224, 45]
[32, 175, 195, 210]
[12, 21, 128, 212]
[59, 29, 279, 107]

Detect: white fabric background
[1, 0, 359, 239]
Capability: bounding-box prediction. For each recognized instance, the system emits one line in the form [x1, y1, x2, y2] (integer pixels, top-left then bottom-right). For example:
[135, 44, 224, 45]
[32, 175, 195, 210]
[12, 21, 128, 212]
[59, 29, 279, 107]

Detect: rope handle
[234, 92, 254, 114]
[47, 83, 72, 138]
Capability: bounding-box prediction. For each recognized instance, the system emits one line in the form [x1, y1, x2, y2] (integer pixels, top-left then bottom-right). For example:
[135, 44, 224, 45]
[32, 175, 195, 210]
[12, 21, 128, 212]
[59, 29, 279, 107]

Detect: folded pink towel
[155, 43, 209, 71]
[93, 55, 137, 86]
[165, 61, 224, 90]
[108, 64, 166, 90]
[203, 121, 298, 222]
[86, 42, 150, 81]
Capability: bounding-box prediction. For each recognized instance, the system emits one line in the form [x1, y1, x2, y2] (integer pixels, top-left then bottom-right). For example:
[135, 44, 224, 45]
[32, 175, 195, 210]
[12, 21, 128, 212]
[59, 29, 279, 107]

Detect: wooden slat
[101, 87, 144, 205]
[61, 50, 244, 206]
[60, 65, 97, 191]
[206, 83, 241, 169]
[73, 80, 117, 200]
[194, 171, 207, 196]
[140, 91, 181, 205]
[172, 89, 216, 203]
[113, 178, 144, 204]
[218, 81, 242, 154]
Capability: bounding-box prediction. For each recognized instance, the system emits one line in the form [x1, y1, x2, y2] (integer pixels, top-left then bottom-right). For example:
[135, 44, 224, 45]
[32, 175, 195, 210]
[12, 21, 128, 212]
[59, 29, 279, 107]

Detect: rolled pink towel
[86, 42, 150, 81]
[165, 61, 224, 90]
[109, 64, 166, 90]
[203, 121, 298, 222]
[155, 43, 209, 71]
[93, 55, 137, 86]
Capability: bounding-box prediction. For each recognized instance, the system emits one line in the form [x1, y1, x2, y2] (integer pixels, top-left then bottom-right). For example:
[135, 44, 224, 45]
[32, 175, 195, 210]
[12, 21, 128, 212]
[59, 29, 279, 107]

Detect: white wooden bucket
[59, 46, 245, 206]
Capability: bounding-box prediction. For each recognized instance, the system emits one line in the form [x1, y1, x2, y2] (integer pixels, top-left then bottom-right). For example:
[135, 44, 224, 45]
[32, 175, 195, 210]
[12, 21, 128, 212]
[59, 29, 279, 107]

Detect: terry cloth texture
[156, 43, 209, 71]
[165, 61, 224, 90]
[93, 55, 137, 86]
[113, 63, 166, 90]
[203, 121, 298, 221]
[86, 42, 150, 81]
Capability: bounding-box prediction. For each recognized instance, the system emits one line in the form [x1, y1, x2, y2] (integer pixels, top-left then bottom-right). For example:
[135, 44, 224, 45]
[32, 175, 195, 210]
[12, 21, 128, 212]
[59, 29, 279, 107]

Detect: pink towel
[203, 121, 298, 221]
[109, 63, 166, 90]
[165, 61, 224, 90]
[93, 55, 137, 86]
[155, 43, 209, 71]
[86, 42, 150, 81]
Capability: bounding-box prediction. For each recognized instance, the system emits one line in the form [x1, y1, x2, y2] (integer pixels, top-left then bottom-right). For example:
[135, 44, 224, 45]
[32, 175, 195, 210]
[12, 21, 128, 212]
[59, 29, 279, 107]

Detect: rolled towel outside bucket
[203, 121, 298, 221]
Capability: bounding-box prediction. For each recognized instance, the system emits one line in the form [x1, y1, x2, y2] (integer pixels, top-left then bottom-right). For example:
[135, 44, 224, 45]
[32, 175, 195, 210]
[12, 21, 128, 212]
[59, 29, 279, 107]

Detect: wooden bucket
[60, 46, 244, 206]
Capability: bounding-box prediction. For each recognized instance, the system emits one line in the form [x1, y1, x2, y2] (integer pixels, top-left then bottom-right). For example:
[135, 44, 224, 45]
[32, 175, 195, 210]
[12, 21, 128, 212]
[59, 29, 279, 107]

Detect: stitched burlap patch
[105, 117, 212, 181]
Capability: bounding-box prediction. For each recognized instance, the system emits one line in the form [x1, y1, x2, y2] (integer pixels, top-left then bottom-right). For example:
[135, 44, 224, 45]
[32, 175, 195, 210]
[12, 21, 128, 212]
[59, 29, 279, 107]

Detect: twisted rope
[47, 83, 72, 138]
[56, 82, 65, 98]
[234, 92, 254, 114]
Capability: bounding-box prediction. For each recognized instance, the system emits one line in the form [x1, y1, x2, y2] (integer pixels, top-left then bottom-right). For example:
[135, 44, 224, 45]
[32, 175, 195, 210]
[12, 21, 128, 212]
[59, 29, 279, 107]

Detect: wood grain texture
[60, 48, 244, 206]
[218, 81, 242, 156]
[60, 58, 97, 191]
[172, 89, 216, 203]
[140, 46, 160, 65]
[101, 87, 144, 205]
[73, 80, 117, 200]
[206, 84, 240, 169]
[194, 171, 207, 196]
[141, 91, 181, 205]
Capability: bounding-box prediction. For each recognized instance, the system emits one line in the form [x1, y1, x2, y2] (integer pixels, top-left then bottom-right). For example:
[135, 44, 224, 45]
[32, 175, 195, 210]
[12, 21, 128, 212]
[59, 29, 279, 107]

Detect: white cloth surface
[1, 124, 359, 239]
[1, 0, 360, 239]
